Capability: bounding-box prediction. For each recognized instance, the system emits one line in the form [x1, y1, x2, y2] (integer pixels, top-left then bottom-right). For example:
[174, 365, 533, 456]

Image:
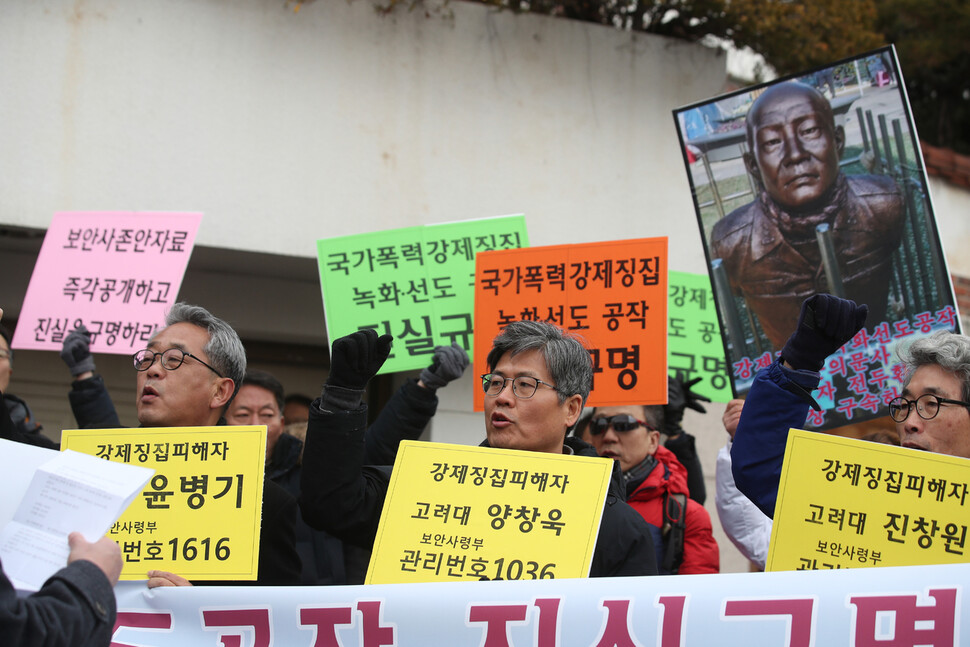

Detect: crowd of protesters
[3, 287, 970, 646]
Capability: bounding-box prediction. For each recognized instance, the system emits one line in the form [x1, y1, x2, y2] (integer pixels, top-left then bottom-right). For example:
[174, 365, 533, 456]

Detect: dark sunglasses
[589, 414, 653, 435]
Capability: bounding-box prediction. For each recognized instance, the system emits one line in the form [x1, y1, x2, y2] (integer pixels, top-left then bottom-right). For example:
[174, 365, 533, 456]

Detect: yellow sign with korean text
[767, 428, 970, 571]
[366, 440, 613, 584]
[61, 426, 266, 581]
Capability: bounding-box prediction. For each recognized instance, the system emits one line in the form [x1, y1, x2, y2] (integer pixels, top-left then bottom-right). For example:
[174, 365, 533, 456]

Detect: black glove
[60, 326, 96, 377]
[781, 294, 868, 372]
[326, 329, 393, 391]
[663, 375, 711, 436]
[419, 343, 469, 390]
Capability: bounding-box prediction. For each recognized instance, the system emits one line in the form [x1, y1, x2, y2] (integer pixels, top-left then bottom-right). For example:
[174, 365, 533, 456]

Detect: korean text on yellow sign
[366, 440, 613, 584]
[767, 428, 970, 571]
[473, 237, 668, 410]
[61, 426, 266, 581]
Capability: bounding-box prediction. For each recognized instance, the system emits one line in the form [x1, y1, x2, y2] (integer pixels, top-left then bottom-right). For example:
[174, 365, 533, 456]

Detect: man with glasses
[732, 293, 970, 520]
[300, 320, 659, 577]
[59, 303, 302, 586]
[62, 303, 242, 429]
[0, 307, 123, 647]
[586, 406, 719, 574]
[888, 332, 970, 458]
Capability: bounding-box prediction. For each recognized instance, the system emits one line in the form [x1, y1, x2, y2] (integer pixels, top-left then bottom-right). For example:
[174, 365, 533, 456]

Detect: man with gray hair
[731, 293, 970, 519]
[300, 320, 658, 577]
[62, 303, 244, 428]
[891, 330, 970, 458]
[60, 303, 301, 586]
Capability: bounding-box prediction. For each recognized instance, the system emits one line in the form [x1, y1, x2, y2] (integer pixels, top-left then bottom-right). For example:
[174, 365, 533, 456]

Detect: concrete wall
[2, 0, 768, 570]
[929, 177, 970, 279]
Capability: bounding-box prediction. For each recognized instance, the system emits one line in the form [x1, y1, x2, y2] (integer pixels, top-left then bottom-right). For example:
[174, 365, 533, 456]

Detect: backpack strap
[661, 492, 687, 574]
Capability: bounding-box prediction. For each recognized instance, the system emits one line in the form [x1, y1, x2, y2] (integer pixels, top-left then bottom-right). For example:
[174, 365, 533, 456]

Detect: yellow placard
[60, 426, 266, 581]
[366, 440, 613, 584]
[767, 428, 970, 571]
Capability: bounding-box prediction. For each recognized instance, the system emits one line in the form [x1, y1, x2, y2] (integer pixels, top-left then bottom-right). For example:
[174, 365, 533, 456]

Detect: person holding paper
[0, 307, 123, 646]
[0, 531, 122, 647]
[731, 293, 970, 520]
[300, 321, 659, 577]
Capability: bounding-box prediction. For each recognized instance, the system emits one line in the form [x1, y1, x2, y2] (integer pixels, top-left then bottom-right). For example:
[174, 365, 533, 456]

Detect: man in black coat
[300, 320, 658, 578]
[59, 303, 301, 587]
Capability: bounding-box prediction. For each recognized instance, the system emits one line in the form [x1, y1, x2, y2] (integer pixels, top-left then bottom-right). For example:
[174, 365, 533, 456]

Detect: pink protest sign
[12, 212, 203, 354]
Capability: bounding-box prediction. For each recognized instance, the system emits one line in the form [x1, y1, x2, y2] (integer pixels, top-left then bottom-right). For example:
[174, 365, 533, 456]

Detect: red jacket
[626, 445, 720, 574]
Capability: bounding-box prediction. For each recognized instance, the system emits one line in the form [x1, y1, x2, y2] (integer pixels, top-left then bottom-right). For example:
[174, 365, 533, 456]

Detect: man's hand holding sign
[300, 322, 660, 580]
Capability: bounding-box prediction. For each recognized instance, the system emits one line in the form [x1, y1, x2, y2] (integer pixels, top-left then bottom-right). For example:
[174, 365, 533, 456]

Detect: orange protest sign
[473, 238, 667, 411]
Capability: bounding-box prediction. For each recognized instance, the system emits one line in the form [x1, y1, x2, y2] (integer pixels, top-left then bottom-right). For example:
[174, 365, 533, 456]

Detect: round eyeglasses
[481, 374, 558, 399]
[133, 348, 224, 378]
[888, 393, 970, 423]
[589, 414, 654, 435]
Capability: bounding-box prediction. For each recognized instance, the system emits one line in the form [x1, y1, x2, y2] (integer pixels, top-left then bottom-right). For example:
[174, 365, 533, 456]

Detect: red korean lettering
[593, 599, 639, 647]
[468, 603, 529, 647]
[357, 600, 395, 647]
[201, 608, 271, 647]
[849, 588, 956, 647]
[723, 598, 815, 647]
[299, 606, 353, 647]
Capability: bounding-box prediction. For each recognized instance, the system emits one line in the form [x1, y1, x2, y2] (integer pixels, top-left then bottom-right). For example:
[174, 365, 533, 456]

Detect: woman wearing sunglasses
[588, 405, 720, 574]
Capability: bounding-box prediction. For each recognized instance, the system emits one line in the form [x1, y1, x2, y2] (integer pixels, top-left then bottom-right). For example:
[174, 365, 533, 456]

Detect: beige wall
[1, 0, 776, 571]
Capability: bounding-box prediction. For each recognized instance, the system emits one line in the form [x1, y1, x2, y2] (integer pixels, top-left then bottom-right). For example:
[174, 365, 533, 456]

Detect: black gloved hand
[663, 375, 711, 436]
[325, 328, 393, 391]
[60, 326, 96, 377]
[419, 343, 469, 390]
[781, 294, 868, 372]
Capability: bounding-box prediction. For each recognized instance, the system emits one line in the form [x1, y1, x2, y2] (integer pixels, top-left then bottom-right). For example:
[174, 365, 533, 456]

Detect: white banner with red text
[111, 563, 966, 646]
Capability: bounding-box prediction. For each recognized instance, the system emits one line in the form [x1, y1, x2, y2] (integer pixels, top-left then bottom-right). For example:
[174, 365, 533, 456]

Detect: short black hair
[242, 369, 285, 411]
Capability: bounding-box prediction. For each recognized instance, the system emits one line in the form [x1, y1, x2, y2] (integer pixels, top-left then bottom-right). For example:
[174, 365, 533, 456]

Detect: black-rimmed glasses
[133, 348, 224, 378]
[481, 374, 558, 399]
[888, 393, 970, 423]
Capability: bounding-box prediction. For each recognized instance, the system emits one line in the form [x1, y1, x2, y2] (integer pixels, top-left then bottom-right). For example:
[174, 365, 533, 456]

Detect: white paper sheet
[0, 441, 153, 591]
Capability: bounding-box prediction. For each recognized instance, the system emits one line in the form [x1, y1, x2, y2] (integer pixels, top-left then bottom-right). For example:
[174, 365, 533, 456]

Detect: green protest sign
[317, 215, 529, 374]
[668, 271, 730, 402]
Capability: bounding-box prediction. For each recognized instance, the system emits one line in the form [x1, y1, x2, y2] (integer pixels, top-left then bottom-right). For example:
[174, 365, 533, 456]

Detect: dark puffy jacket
[731, 359, 820, 518]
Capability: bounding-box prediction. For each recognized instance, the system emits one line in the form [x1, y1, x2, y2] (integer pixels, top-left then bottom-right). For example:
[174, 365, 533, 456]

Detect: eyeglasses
[133, 348, 224, 378]
[888, 393, 970, 423]
[481, 374, 559, 399]
[589, 414, 653, 435]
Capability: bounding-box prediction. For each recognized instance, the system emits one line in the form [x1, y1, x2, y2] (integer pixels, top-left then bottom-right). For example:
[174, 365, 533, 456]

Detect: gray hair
[899, 330, 970, 402]
[486, 320, 593, 408]
[162, 303, 247, 405]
